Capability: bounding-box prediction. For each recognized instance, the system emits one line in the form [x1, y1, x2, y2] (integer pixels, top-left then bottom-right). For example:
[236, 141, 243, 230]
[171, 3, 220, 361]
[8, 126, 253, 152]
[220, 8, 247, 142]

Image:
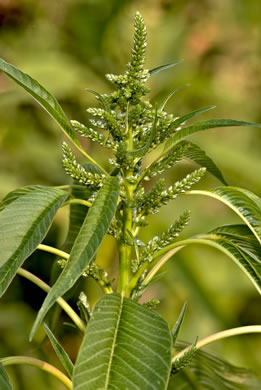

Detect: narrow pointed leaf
[43, 323, 74, 378]
[166, 106, 216, 137]
[181, 141, 227, 184]
[0, 363, 12, 390]
[149, 60, 183, 76]
[30, 176, 120, 340]
[0, 185, 45, 212]
[164, 119, 261, 152]
[73, 293, 172, 390]
[0, 188, 67, 297]
[0, 58, 81, 149]
[159, 84, 190, 111]
[171, 302, 187, 346]
[186, 187, 261, 244]
[169, 341, 261, 389]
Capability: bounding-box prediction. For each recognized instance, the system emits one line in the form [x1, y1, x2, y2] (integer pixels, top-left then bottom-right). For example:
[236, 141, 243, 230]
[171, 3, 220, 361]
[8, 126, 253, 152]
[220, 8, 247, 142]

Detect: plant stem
[65, 198, 92, 208]
[172, 325, 261, 363]
[1, 356, 72, 389]
[37, 244, 69, 259]
[17, 268, 85, 332]
[117, 194, 133, 295]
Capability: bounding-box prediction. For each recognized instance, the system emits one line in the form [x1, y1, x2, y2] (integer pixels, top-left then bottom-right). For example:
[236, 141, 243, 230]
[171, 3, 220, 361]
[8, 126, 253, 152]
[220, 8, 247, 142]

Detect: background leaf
[0, 363, 12, 390]
[30, 176, 120, 340]
[169, 341, 261, 389]
[73, 293, 172, 390]
[0, 187, 67, 297]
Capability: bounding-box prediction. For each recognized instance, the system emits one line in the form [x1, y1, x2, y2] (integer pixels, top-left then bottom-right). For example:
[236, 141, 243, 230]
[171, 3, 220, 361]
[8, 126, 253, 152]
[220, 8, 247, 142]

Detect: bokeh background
[0, 0, 261, 388]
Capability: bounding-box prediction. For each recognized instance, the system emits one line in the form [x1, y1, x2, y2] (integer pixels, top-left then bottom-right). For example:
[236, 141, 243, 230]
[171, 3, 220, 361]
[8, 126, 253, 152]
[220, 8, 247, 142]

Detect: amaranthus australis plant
[1, 12, 261, 390]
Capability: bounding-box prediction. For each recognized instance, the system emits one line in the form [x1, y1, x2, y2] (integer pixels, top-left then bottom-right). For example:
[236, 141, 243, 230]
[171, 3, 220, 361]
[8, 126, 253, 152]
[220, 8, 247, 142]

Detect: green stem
[37, 244, 69, 259]
[17, 268, 85, 333]
[1, 356, 72, 389]
[172, 325, 261, 363]
[65, 198, 92, 208]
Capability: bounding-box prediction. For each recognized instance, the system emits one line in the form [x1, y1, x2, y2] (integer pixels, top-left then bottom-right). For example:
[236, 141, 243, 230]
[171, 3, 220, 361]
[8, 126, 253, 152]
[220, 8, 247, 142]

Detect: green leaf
[149, 60, 183, 76]
[0, 187, 67, 297]
[187, 187, 261, 244]
[0, 58, 81, 149]
[182, 141, 227, 185]
[0, 363, 12, 390]
[169, 341, 261, 389]
[193, 233, 261, 294]
[63, 184, 93, 252]
[171, 302, 187, 346]
[159, 84, 190, 112]
[209, 224, 261, 280]
[165, 106, 216, 137]
[164, 119, 261, 152]
[72, 293, 172, 390]
[0, 185, 45, 212]
[30, 176, 120, 340]
[43, 323, 74, 378]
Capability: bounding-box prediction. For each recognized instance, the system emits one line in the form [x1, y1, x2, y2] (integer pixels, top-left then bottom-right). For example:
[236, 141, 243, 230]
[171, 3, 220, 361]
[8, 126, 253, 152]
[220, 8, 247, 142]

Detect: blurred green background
[0, 0, 261, 388]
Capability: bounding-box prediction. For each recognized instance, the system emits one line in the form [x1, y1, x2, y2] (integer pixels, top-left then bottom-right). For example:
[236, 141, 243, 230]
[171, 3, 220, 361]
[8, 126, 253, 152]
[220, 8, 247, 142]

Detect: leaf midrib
[104, 294, 124, 389]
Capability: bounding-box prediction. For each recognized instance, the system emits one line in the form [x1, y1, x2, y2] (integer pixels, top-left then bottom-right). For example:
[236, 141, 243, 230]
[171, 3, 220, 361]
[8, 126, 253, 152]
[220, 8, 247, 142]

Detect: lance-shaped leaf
[62, 184, 93, 253]
[186, 187, 261, 244]
[164, 119, 261, 153]
[0, 363, 12, 390]
[30, 176, 120, 340]
[0, 185, 45, 212]
[0, 58, 80, 149]
[43, 323, 74, 378]
[0, 187, 67, 297]
[171, 302, 187, 346]
[149, 60, 183, 77]
[190, 233, 261, 294]
[165, 106, 216, 137]
[73, 293, 172, 390]
[169, 341, 261, 389]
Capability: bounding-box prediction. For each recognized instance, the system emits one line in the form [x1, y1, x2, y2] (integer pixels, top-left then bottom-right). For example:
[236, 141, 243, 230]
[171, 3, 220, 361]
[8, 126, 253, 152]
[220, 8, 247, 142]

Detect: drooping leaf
[0, 187, 67, 297]
[0, 185, 45, 212]
[209, 224, 261, 279]
[186, 187, 261, 244]
[43, 323, 74, 378]
[0, 58, 81, 150]
[30, 176, 120, 340]
[149, 60, 183, 76]
[162, 140, 227, 185]
[164, 119, 261, 152]
[73, 293, 172, 390]
[184, 233, 261, 294]
[0, 363, 12, 390]
[168, 341, 261, 389]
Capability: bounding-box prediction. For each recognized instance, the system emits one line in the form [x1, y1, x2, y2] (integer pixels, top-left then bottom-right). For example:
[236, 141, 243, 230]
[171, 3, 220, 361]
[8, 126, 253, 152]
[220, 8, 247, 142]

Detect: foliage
[0, 11, 261, 390]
